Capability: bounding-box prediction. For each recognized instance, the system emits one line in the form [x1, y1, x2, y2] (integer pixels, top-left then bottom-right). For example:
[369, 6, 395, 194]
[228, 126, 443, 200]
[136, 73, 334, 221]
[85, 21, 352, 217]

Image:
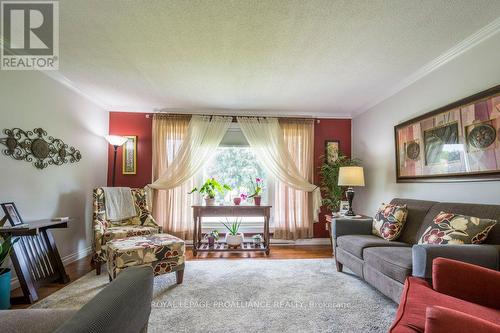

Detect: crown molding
[352, 17, 500, 117]
[42, 71, 110, 110]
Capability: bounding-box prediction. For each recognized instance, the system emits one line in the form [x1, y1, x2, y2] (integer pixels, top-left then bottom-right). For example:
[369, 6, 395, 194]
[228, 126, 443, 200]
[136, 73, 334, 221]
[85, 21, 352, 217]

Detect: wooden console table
[0, 219, 71, 304]
[192, 205, 271, 256]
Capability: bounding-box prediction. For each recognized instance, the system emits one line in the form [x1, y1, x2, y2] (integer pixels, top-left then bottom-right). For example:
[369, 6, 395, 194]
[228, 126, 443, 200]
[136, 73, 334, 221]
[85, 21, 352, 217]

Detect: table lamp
[338, 166, 365, 216]
[105, 135, 128, 187]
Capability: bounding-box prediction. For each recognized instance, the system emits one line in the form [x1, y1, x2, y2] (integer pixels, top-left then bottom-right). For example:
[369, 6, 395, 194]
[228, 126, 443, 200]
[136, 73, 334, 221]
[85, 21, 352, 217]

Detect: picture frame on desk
[339, 200, 349, 215]
[1, 202, 24, 226]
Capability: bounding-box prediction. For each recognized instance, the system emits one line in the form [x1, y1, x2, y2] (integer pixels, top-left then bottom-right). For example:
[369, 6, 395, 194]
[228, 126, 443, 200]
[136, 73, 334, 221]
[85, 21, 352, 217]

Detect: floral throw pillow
[418, 212, 497, 245]
[372, 203, 408, 241]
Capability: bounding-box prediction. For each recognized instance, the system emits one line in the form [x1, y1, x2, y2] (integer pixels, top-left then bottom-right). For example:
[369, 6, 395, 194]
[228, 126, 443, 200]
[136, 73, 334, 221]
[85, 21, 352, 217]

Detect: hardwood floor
[10, 245, 332, 309]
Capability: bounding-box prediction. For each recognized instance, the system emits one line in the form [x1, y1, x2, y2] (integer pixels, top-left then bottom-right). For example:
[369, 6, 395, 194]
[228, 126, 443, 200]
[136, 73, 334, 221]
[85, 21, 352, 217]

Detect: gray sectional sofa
[332, 198, 500, 303]
[0, 266, 154, 333]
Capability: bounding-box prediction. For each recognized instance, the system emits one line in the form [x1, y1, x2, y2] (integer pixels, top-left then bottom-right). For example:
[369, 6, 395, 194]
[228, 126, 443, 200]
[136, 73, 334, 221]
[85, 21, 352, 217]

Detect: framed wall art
[395, 85, 500, 182]
[122, 136, 137, 175]
[325, 140, 340, 164]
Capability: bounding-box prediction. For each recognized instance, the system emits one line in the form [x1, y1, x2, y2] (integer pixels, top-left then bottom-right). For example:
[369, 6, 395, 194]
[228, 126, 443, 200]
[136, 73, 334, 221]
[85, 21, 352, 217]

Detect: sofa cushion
[0, 309, 77, 333]
[418, 202, 500, 245]
[390, 198, 437, 245]
[372, 203, 408, 240]
[389, 277, 500, 333]
[364, 247, 412, 283]
[418, 211, 497, 245]
[103, 225, 159, 242]
[336, 235, 409, 259]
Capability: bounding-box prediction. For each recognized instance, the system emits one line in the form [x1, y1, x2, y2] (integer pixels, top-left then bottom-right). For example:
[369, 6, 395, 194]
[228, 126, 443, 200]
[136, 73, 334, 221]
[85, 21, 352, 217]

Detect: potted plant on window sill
[189, 178, 231, 206]
[249, 177, 264, 206]
[222, 219, 243, 248]
[0, 235, 18, 310]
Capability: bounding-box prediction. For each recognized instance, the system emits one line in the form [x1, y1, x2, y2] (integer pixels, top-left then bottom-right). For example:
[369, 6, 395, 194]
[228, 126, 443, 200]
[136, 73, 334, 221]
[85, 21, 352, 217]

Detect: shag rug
[31, 259, 397, 332]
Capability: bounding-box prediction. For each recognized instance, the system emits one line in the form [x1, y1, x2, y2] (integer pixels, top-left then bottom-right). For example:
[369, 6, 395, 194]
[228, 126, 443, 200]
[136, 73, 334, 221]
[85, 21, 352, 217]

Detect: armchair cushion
[432, 257, 500, 310]
[103, 225, 160, 243]
[425, 306, 500, 333]
[337, 235, 409, 259]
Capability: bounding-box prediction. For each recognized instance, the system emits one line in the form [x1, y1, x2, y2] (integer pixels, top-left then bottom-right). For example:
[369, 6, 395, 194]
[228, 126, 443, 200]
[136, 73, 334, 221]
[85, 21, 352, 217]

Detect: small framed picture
[325, 140, 340, 164]
[339, 201, 349, 215]
[1, 202, 24, 226]
[122, 136, 137, 175]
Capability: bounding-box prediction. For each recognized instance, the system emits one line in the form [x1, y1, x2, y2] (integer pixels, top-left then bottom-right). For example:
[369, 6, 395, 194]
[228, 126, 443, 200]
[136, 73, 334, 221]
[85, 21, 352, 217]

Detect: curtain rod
[153, 112, 318, 122]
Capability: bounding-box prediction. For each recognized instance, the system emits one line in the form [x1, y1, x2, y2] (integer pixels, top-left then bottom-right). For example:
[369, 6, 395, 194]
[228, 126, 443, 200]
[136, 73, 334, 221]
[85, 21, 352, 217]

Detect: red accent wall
[107, 112, 153, 188]
[107, 114, 351, 238]
[313, 119, 352, 238]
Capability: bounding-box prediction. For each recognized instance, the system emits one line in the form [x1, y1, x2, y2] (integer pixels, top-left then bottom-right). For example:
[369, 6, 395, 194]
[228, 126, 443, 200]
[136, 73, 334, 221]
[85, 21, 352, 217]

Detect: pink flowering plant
[249, 177, 264, 198]
[240, 193, 248, 201]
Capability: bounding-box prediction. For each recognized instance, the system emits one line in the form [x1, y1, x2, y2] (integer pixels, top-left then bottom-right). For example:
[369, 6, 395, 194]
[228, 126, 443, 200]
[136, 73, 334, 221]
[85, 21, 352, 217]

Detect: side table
[0, 219, 72, 304]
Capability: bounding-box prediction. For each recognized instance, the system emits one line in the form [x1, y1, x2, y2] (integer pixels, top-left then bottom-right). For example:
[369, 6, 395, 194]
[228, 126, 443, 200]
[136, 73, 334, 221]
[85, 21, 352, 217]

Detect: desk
[192, 205, 271, 256]
[0, 219, 71, 304]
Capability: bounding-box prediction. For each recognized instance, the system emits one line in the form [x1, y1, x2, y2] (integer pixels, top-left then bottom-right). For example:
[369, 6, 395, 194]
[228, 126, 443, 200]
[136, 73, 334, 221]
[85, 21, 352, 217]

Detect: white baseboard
[10, 246, 93, 289]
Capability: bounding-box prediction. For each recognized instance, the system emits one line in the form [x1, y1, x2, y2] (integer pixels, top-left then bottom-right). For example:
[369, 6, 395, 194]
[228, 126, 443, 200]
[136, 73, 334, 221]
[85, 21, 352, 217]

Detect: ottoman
[106, 233, 185, 283]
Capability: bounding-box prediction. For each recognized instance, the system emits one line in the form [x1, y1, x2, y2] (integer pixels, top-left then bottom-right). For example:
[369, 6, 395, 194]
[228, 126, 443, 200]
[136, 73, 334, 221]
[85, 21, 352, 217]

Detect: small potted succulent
[252, 234, 263, 247]
[205, 230, 219, 247]
[222, 218, 243, 248]
[249, 177, 264, 206]
[0, 236, 18, 310]
[189, 178, 231, 206]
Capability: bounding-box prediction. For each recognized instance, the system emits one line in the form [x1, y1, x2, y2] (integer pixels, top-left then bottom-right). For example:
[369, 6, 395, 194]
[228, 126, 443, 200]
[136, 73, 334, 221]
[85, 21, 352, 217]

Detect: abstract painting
[395, 85, 500, 182]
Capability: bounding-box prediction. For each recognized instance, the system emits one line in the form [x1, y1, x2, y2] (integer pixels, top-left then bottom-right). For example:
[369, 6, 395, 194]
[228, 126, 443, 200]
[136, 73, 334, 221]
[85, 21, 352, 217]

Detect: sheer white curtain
[237, 117, 321, 239]
[151, 115, 232, 239]
[274, 119, 315, 239]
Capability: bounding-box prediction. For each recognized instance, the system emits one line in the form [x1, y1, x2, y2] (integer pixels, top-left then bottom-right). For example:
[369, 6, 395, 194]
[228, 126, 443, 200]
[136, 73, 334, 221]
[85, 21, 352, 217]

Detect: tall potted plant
[319, 154, 360, 213]
[189, 178, 231, 206]
[0, 236, 18, 309]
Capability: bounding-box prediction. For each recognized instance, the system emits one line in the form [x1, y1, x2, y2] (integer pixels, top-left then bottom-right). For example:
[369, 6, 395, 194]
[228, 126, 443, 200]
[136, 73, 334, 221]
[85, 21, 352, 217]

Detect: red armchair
[390, 258, 500, 333]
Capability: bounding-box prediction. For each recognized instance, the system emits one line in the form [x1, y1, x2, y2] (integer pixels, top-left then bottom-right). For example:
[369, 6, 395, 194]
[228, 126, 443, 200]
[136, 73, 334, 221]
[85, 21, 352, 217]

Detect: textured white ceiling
[56, 0, 500, 116]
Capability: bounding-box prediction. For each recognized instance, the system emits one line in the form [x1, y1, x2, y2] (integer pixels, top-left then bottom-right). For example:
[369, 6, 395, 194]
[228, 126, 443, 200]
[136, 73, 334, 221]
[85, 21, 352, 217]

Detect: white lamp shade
[338, 166, 365, 186]
[105, 135, 128, 146]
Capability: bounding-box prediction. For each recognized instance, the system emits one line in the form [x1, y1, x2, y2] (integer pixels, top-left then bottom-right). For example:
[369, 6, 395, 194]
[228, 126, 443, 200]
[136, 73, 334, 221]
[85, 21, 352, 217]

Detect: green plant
[189, 178, 231, 199]
[319, 154, 361, 212]
[0, 236, 18, 275]
[221, 218, 241, 236]
[205, 230, 219, 241]
[249, 177, 264, 198]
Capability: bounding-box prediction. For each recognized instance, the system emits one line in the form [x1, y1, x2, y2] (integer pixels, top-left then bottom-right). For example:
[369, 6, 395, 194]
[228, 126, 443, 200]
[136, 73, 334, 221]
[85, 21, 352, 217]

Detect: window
[202, 146, 267, 204]
[199, 124, 274, 231]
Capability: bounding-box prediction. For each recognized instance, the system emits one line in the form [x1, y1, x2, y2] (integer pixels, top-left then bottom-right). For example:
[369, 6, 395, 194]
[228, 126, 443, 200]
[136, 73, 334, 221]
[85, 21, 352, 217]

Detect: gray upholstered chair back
[54, 266, 154, 333]
[417, 202, 500, 245]
[390, 198, 437, 245]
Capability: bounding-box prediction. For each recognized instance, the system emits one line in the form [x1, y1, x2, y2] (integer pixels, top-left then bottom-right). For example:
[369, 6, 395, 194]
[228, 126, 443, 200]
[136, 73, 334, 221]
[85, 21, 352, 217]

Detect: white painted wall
[0, 71, 108, 275]
[352, 33, 500, 215]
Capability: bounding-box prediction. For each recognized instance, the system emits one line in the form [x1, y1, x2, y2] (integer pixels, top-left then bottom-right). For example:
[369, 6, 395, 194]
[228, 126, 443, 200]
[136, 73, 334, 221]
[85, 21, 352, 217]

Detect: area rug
[31, 259, 397, 332]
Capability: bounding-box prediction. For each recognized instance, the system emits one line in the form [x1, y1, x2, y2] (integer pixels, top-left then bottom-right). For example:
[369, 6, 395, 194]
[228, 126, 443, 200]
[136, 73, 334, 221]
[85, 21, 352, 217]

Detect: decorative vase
[226, 232, 244, 248]
[253, 196, 261, 206]
[0, 268, 11, 310]
[205, 197, 216, 206]
[233, 197, 242, 205]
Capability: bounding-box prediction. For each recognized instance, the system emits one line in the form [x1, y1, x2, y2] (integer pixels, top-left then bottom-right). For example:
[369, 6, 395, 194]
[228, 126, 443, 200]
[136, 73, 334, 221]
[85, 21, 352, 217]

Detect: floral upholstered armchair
[92, 187, 161, 275]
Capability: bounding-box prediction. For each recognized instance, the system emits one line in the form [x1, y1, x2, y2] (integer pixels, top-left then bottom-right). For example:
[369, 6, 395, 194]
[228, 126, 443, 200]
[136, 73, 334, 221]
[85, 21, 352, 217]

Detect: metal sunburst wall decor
[0, 128, 82, 169]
